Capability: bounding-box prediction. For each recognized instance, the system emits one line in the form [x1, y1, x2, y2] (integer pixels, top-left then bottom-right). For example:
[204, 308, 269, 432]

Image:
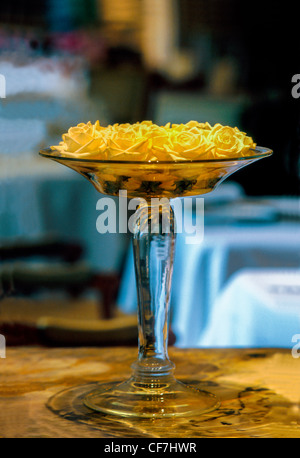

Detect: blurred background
[0, 0, 299, 349]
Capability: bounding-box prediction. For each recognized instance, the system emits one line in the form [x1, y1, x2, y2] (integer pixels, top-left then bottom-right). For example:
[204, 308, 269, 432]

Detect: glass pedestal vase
[84, 199, 219, 417]
[40, 145, 272, 418]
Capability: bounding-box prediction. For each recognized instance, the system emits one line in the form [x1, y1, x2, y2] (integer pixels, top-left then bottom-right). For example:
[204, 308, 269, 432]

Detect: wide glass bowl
[40, 147, 272, 199]
[39, 146, 272, 418]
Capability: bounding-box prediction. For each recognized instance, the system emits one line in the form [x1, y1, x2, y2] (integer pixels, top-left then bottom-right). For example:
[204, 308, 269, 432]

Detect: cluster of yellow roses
[52, 120, 256, 161]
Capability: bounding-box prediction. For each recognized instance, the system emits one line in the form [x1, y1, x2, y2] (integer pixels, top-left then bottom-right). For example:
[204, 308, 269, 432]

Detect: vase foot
[84, 376, 220, 418]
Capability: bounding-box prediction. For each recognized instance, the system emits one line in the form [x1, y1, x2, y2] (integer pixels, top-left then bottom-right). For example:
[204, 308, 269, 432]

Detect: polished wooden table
[0, 346, 299, 438]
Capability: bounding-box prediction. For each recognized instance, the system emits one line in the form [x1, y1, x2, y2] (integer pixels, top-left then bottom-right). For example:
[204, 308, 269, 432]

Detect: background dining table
[118, 193, 300, 348]
[0, 345, 299, 438]
[199, 268, 300, 348]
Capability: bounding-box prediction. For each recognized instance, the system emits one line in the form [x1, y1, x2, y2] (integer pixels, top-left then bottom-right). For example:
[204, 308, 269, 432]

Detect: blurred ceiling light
[141, 0, 178, 71]
[99, 0, 141, 23]
[141, 0, 196, 82]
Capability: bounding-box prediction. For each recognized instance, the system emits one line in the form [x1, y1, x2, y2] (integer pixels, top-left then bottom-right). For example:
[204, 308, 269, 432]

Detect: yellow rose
[185, 121, 212, 131]
[53, 121, 108, 158]
[166, 129, 213, 160]
[105, 122, 172, 161]
[208, 124, 255, 158]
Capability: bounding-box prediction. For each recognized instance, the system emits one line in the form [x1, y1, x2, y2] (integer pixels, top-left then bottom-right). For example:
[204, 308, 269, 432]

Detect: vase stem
[131, 198, 176, 380]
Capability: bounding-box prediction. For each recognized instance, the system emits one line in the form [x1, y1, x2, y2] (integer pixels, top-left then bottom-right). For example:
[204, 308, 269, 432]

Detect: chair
[0, 237, 176, 347]
[0, 237, 136, 346]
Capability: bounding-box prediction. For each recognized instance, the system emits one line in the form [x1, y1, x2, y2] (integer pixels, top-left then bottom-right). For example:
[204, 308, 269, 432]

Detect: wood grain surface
[0, 346, 299, 438]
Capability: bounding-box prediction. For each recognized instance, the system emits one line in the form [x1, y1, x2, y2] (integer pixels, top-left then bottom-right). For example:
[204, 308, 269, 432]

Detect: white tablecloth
[0, 157, 129, 272]
[118, 198, 300, 348]
[199, 268, 300, 348]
